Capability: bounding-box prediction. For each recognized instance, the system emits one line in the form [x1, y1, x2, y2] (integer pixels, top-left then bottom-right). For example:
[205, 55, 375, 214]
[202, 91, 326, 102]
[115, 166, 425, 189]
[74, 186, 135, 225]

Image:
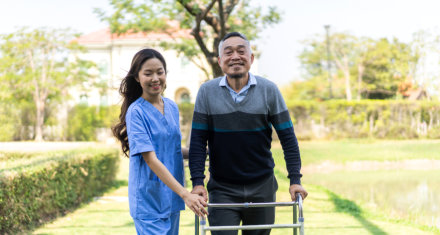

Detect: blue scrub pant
[133, 212, 180, 235]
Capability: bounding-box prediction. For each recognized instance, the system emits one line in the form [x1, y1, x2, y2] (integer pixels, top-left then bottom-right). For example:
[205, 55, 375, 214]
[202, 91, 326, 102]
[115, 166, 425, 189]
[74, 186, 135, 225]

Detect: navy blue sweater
[189, 75, 302, 186]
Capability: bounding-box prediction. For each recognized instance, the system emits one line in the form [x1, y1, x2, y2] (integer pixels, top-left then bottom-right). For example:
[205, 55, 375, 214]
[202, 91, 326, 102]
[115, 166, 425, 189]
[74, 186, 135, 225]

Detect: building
[73, 24, 206, 106]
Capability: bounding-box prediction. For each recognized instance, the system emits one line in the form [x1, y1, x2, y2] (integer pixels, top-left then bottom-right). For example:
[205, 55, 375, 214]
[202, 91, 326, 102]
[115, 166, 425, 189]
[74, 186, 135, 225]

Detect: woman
[112, 48, 207, 234]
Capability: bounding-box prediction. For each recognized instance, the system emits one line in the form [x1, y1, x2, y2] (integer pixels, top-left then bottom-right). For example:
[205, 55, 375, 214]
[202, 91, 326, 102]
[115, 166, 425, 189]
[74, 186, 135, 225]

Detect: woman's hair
[112, 48, 167, 157]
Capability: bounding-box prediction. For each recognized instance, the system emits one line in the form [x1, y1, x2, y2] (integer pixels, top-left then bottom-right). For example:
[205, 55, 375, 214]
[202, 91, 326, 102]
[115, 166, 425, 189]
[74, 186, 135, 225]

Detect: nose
[151, 73, 160, 81]
[231, 51, 240, 60]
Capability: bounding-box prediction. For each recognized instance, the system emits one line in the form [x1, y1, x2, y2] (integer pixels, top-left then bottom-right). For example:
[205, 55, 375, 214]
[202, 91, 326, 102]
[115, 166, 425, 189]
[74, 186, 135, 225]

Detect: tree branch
[177, 0, 221, 33]
[218, 0, 226, 39]
[188, 56, 210, 79]
[177, 0, 218, 63]
[224, 0, 240, 19]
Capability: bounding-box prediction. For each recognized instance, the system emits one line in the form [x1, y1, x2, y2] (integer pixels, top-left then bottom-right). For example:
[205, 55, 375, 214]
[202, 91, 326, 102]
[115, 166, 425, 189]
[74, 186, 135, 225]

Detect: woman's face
[136, 58, 166, 100]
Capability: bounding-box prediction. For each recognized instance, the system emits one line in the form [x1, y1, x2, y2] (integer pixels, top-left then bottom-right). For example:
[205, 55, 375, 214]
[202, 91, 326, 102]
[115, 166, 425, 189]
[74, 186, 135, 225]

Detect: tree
[94, 0, 281, 78]
[409, 30, 440, 99]
[329, 33, 359, 101]
[298, 33, 353, 100]
[361, 38, 414, 99]
[297, 31, 420, 100]
[354, 37, 375, 100]
[0, 27, 94, 141]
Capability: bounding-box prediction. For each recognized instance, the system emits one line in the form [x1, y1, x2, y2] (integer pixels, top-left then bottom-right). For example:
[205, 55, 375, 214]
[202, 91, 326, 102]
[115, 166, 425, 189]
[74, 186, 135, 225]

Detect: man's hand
[191, 185, 208, 202]
[289, 184, 308, 201]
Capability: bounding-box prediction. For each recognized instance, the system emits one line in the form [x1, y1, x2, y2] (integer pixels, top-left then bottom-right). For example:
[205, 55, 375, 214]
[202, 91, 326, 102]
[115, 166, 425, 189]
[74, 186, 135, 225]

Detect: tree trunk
[34, 98, 45, 141]
[357, 63, 364, 100]
[211, 61, 223, 78]
[343, 63, 352, 101]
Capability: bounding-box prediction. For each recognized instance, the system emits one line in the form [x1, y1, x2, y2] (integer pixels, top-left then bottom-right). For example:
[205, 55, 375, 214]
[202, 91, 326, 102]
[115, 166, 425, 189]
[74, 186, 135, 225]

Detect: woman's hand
[182, 191, 208, 218]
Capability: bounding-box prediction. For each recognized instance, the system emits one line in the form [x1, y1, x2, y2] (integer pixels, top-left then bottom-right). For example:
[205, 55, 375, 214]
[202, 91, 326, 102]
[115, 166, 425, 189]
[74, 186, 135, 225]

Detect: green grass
[293, 139, 440, 166]
[32, 140, 440, 234]
[304, 169, 440, 233]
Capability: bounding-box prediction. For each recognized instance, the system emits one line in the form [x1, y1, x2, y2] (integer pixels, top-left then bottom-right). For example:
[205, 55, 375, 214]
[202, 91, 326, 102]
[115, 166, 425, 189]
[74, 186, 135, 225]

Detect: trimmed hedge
[287, 100, 440, 140]
[0, 148, 120, 234]
[177, 100, 440, 140]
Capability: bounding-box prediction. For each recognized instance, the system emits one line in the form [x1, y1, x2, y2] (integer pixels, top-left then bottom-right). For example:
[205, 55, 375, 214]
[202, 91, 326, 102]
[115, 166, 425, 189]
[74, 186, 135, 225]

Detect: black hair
[112, 48, 167, 157]
[218, 32, 251, 56]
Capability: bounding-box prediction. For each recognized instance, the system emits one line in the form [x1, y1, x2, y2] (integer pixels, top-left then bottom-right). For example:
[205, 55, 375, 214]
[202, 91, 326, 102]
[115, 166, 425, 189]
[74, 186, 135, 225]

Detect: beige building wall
[72, 28, 206, 107]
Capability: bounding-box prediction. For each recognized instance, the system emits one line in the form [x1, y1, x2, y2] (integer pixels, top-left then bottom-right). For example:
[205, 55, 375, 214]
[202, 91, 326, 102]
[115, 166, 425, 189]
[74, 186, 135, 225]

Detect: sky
[1, 0, 440, 85]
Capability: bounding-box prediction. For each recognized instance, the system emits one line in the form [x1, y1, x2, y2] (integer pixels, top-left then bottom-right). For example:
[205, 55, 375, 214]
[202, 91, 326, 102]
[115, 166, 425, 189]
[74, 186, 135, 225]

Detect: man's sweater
[189, 75, 302, 186]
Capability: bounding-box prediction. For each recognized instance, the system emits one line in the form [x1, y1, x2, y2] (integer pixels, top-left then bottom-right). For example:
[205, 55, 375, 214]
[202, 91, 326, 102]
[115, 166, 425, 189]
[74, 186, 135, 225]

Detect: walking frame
[195, 193, 304, 235]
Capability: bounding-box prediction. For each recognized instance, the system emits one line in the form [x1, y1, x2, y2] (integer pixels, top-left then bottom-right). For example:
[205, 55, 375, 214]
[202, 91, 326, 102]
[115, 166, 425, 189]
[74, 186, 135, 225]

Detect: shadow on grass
[327, 190, 388, 235]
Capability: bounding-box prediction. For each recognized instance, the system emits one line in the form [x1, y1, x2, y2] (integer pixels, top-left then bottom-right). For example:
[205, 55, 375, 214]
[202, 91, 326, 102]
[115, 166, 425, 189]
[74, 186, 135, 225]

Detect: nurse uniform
[126, 97, 185, 235]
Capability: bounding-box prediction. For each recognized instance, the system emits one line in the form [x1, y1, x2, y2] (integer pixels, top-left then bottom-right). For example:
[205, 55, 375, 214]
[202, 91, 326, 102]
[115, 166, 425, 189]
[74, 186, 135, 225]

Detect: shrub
[287, 100, 440, 140]
[66, 104, 119, 141]
[0, 148, 119, 234]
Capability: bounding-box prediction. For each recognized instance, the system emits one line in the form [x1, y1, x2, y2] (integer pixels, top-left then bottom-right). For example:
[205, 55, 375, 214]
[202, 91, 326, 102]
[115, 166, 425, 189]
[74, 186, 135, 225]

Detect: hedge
[287, 100, 440, 140]
[177, 100, 440, 141]
[0, 148, 120, 234]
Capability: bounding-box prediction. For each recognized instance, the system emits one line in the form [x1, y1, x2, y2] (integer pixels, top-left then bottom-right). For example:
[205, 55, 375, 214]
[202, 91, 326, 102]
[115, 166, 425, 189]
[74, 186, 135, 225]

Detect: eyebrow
[223, 45, 247, 51]
[142, 68, 163, 72]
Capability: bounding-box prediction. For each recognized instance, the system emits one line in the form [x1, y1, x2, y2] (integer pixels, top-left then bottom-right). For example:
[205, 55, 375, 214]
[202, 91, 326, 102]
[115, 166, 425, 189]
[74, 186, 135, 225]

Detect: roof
[407, 88, 427, 100]
[74, 22, 192, 44]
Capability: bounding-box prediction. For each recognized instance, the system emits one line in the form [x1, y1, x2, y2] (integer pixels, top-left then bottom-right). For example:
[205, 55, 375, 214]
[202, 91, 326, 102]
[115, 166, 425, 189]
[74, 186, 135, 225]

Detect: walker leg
[195, 215, 199, 235]
[200, 217, 206, 235]
[293, 204, 298, 235]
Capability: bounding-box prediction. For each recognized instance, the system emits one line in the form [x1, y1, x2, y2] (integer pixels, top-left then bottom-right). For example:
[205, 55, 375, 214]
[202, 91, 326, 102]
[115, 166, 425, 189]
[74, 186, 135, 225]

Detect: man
[189, 32, 307, 235]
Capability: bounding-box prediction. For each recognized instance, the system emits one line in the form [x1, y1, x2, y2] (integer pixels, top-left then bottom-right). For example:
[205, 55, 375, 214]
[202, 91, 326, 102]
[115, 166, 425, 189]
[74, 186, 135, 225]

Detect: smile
[150, 84, 161, 90]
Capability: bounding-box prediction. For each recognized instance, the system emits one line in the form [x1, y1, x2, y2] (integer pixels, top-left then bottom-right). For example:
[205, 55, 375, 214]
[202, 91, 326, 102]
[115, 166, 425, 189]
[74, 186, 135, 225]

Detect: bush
[0, 148, 120, 234]
[66, 104, 119, 141]
[287, 100, 440, 140]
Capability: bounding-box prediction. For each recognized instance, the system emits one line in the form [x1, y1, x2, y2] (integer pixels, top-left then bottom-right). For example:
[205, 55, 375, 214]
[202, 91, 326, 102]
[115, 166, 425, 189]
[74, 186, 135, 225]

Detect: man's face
[218, 36, 254, 79]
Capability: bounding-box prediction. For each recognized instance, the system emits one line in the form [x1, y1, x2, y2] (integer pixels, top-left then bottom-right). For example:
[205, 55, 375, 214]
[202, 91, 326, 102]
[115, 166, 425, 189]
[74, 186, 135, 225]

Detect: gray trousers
[206, 174, 278, 235]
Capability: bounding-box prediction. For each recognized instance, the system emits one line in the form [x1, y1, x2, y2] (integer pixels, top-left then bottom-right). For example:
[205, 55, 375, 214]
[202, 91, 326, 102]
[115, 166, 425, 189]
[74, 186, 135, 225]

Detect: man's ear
[250, 53, 254, 64]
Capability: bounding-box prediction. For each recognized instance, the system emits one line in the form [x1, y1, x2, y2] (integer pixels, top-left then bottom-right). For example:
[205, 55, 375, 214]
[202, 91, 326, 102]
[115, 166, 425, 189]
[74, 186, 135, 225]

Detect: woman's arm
[142, 151, 208, 217]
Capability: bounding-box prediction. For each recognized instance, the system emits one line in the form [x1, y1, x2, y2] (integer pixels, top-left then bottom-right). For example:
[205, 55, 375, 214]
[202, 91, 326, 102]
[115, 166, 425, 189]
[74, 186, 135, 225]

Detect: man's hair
[218, 32, 252, 57]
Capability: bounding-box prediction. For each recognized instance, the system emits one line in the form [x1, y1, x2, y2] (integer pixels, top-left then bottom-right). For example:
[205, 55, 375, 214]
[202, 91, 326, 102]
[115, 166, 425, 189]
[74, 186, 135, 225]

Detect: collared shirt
[219, 73, 257, 103]
[126, 97, 185, 219]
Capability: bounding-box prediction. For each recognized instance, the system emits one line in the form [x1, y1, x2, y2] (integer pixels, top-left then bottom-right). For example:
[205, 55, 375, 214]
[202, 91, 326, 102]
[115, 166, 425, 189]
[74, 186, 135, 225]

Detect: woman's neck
[142, 94, 162, 105]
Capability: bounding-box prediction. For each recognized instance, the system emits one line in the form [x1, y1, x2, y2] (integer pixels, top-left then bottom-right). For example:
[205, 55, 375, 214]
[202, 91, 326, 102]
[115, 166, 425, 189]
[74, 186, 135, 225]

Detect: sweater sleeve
[268, 85, 302, 185]
[188, 85, 209, 187]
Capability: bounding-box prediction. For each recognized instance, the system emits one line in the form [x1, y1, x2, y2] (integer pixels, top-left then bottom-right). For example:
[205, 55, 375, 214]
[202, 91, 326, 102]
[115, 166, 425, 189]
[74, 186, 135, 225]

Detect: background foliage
[66, 104, 119, 141]
[0, 27, 96, 141]
[94, 0, 281, 78]
[294, 30, 440, 101]
[176, 100, 440, 142]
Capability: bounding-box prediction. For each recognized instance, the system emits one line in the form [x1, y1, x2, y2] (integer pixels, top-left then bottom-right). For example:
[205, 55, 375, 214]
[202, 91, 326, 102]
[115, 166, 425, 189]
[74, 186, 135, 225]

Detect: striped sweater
[189, 75, 302, 186]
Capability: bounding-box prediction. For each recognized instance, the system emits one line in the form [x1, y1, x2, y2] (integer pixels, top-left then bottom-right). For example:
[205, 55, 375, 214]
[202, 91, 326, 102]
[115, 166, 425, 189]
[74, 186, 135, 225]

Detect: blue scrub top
[126, 97, 185, 219]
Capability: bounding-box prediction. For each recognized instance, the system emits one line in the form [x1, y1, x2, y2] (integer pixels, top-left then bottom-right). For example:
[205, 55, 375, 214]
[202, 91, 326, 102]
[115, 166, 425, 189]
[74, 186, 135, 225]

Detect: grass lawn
[296, 139, 440, 165]
[33, 140, 440, 234]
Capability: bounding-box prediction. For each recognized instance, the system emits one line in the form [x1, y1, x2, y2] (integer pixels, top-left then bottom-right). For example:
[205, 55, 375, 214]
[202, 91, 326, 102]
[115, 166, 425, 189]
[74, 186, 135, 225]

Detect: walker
[195, 193, 304, 235]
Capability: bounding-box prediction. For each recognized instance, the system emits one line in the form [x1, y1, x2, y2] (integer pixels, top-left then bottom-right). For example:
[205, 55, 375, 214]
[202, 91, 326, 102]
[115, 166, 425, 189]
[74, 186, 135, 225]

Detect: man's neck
[226, 73, 249, 92]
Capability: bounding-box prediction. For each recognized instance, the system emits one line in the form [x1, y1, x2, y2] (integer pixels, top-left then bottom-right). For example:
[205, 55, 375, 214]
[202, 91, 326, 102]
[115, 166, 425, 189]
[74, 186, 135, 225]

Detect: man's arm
[188, 86, 209, 201]
[270, 85, 308, 200]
